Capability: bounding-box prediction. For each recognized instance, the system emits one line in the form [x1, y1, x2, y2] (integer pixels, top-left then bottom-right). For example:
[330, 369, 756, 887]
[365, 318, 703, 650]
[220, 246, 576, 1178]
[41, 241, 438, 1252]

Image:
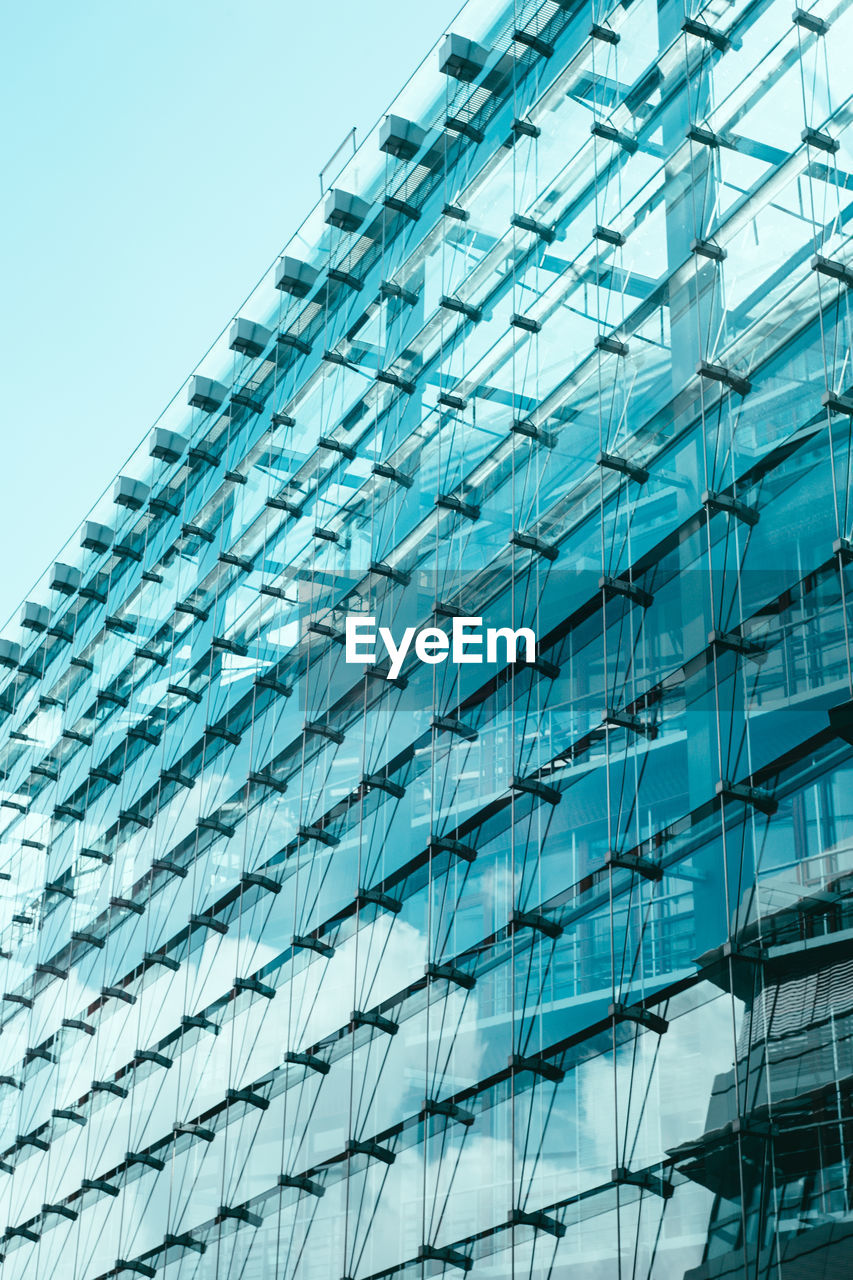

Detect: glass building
[0, 0, 852, 1276]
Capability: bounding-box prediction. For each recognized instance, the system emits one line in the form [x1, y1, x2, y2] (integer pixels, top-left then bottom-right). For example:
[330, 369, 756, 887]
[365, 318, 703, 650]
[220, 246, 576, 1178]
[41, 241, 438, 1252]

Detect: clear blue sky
[0, 0, 462, 623]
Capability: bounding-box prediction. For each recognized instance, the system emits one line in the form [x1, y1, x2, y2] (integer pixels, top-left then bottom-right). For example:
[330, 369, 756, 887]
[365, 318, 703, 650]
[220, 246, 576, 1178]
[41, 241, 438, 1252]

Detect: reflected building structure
[0, 0, 851, 1276]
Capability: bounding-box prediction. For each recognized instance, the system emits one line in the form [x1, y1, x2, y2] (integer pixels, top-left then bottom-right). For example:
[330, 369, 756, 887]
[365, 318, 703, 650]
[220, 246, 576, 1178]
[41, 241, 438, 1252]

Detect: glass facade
[0, 0, 852, 1276]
